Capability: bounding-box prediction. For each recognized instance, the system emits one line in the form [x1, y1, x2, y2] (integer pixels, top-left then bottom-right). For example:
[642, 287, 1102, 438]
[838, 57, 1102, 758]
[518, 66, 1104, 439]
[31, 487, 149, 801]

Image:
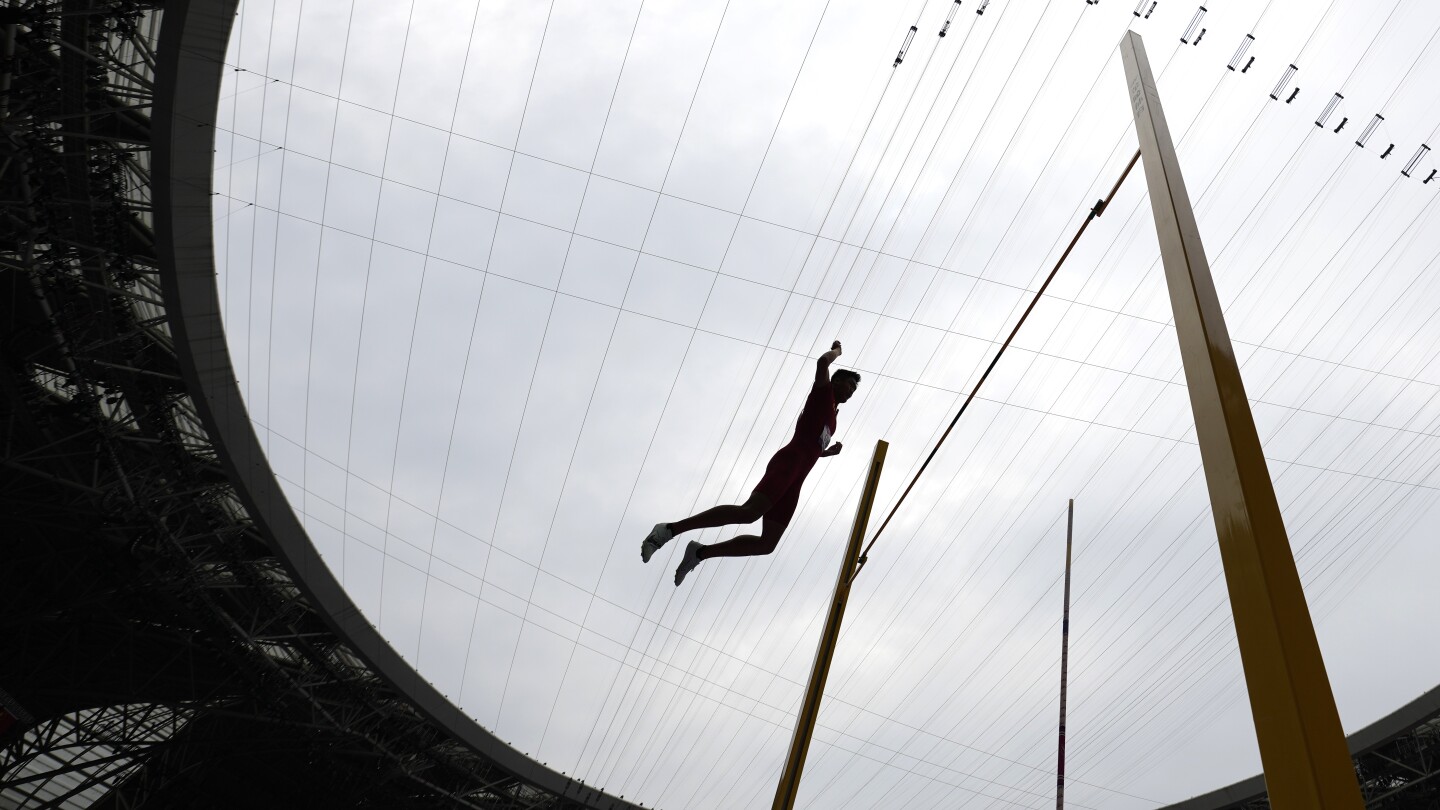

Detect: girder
[1161, 694, 1440, 809]
[1, 1, 640, 808]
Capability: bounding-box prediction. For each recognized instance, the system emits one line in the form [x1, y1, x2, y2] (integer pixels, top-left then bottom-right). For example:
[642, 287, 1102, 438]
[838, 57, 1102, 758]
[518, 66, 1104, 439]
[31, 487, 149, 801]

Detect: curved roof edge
[1162, 684, 1440, 809]
[150, 2, 645, 807]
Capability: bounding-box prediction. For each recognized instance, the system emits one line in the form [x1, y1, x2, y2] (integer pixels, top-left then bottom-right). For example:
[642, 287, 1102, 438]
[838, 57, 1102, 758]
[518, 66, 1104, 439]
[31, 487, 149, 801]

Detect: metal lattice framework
[1, 1, 641, 807]
[1164, 687, 1440, 810]
[0, 1, 1435, 809]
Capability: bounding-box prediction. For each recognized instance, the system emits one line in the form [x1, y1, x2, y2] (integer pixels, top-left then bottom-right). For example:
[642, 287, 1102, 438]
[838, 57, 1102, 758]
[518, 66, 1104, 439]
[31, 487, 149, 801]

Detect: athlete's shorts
[751, 445, 818, 533]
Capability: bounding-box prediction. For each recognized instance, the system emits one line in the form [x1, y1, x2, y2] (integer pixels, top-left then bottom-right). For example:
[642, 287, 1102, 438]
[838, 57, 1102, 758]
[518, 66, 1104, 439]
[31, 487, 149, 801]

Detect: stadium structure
[0, 0, 1436, 808]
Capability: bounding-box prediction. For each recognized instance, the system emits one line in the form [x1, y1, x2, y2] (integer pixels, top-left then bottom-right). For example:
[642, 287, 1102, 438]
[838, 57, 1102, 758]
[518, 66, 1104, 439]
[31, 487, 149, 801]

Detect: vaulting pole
[1119, 31, 1362, 809]
[772, 440, 888, 810]
[1056, 498, 1073, 810]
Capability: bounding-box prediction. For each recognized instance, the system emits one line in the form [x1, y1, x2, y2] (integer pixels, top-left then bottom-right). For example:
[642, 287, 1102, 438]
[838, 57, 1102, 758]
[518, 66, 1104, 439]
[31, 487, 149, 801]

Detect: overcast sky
[211, 0, 1440, 807]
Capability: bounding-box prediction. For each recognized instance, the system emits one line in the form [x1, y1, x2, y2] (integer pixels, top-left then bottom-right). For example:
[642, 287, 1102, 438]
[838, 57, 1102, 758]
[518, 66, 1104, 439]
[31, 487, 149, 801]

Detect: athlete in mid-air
[641, 340, 860, 586]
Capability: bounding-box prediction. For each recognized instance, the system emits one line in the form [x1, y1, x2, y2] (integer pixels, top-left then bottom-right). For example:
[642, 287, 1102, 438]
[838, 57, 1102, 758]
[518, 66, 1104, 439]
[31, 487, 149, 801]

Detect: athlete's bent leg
[670, 445, 802, 537]
[675, 487, 797, 584]
[667, 491, 772, 536]
[695, 484, 797, 561]
[694, 532, 780, 560]
[666, 448, 803, 581]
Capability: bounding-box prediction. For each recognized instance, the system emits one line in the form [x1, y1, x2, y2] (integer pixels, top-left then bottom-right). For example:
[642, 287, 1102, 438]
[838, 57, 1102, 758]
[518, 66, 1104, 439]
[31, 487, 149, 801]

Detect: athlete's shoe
[674, 541, 703, 587]
[641, 523, 673, 563]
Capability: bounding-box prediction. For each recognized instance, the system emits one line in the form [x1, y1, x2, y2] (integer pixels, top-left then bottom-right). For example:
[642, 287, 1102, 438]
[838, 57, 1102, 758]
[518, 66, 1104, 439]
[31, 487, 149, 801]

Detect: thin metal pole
[1056, 499, 1073, 810]
[772, 440, 888, 810]
[1120, 31, 1362, 809]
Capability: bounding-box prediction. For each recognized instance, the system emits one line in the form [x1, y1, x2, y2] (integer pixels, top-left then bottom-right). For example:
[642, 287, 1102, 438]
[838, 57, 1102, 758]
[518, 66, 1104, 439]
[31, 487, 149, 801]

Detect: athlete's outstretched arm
[816, 340, 842, 383]
[820, 441, 843, 458]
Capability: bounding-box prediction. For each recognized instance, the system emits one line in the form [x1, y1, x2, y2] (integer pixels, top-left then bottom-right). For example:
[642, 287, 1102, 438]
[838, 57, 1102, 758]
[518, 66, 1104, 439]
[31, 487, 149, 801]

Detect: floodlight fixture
[1355, 114, 1383, 148]
[1228, 34, 1255, 70]
[1401, 144, 1430, 177]
[1270, 63, 1297, 100]
[940, 1, 960, 36]
[1316, 93, 1342, 128]
[894, 25, 917, 66]
[1180, 6, 1206, 43]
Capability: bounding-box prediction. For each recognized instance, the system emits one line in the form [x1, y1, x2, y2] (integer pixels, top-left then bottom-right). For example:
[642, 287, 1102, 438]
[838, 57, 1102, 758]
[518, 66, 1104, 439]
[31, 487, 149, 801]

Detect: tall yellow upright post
[772, 440, 888, 810]
[1119, 31, 1361, 808]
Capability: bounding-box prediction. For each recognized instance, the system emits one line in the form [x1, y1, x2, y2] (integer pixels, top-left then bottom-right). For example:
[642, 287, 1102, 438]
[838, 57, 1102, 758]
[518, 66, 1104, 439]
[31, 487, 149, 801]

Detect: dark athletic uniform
[750, 379, 837, 531]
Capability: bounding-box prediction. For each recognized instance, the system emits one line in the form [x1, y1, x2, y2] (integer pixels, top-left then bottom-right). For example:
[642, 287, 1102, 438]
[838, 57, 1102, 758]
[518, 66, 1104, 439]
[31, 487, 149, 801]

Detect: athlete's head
[832, 369, 860, 403]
